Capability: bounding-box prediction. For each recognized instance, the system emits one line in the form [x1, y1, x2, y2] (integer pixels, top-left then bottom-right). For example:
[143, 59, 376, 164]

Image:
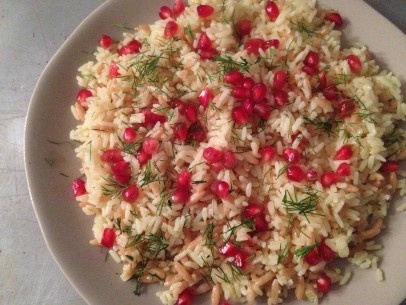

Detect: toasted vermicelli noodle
[70, 0, 406, 304]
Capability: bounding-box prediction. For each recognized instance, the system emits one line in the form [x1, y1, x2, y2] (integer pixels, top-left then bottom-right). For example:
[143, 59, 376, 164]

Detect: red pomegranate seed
[122, 185, 139, 203]
[119, 40, 142, 56]
[222, 151, 238, 169]
[72, 178, 87, 197]
[176, 287, 195, 305]
[172, 187, 191, 204]
[232, 106, 250, 125]
[109, 62, 120, 78]
[100, 148, 123, 163]
[111, 161, 132, 184]
[243, 203, 264, 218]
[381, 160, 399, 173]
[244, 38, 265, 55]
[236, 19, 252, 37]
[220, 302, 231, 305]
[142, 110, 167, 127]
[164, 21, 179, 39]
[261, 146, 276, 162]
[123, 127, 137, 143]
[243, 77, 255, 90]
[334, 145, 353, 160]
[274, 89, 288, 107]
[316, 273, 332, 294]
[253, 214, 268, 233]
[177, 170, 191, 188]
[77, 89, 93, 107]
[200, 48, 220, 60]
[197, 32, 213, 51]
[170, 98, 187, 114]
[219, 241, 237, 257]
[346, 54, 362, 74]
[265, 1, 280, 21]
[211, 162, 225, 173]
[325, 12, 343, 29]
[282, 148, 302, 164]
[184, 104, 199, 123]
[242, 98, 255, 116]
[318, 241, 336, 261]
[304, 51, 319, 68]
[211, 180, 230, 199]
[274, 70, 287, 90]
[252, 83, 268, 102]
[101, 228, 116, 248]
[99, 34, 113, 49]
[186, 122, 206, 143]
[307, 169, 318, 182]
[287, 165, 306, 182]
[316, 71, 327, 90]
[336, 99, 355, 119]
[173, 0, 185, 17]
[232, 86, 252, 99]
[336, 162, 351, 177]
[233, 250, 249, 269]
[254, 102, 272, 119]
[323, 85, 339, 101]
[203, 147, 223, 164]
[224, 70, 244, 86]
[264, 39, 280, 50]
[197, 4, 214, 18]
[302, 65, 318, 76]
[159, 6, 173, 19]
[320, 172, 338, 187]
[142, 138, 160, 155]
[291, 133, 309, 150]
[304, 249, 322, 266]
[198, 88, 213, 109]
[173, 122, 188, 142]
[137, 148, 152, 166]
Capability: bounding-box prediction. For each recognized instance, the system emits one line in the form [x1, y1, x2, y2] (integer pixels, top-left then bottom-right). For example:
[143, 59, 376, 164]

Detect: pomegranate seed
[233, 250, 249, 269]
[232, 106, 250, 125]
[122, 185, 139, 203]
[304, 51, 319, 68]
[253, 214, 268, 233]
[184, 104, 199, 123]
[325, 12, 343, 29]
[316, 71, 327, 90]
[381, 160, 399, 173]
[224, 70, 244, 86]
[304, 249, 322, 266]
[200, 48, 220, 60]
[197, 32, 213, 51]
[170, 99, 187, 114]
[220, 302, 231, 305]
[173, 122, 188, 142]
[198, 89, 213, 109]
[203, 147, 224, 164]
[222, 151, 237, 169]
[316, 273, 332, 294]
[177, 170, 191, 188]
[186, 122, 206, 143]
[210, 162, 225, 172]
[100, 148, 123, 163]
[142, 138, 160, 155]
[336, 99, 355, 119]
[273, 89, 288, 107]
[320, 172, 338, 187]
[171, 187, 191, 204]
[123, 127, 137, 143]
[242, 98, 255, 116]
[334, 145, 353, 160]
[77, 89, 92, 107]
[142, 110, 167, 127]
[252, 83, 268, 102]
[164, 21, 179, 39]
[286, 165, 306, 182]
[111, 161, 132, 184]
[232, 87, 252, 99]
[101, 228, 116, 248]
[254, 102, 272, 119]
[336, 162, 351, 177]
[159, 6, 173, 19]
[109, 62, 120, 78]
[219, 241, 237, 257]
[72, 178, 87, 197]
[197, 5, 214, 18]
[323, 85, 339, 101]
[282, 148, 302, 164]
[264, 39, 280, 50]
[236, 19, 252, 37]
[273, 70, 287, 90]
[243, 77, 255, 90]
[137, 148, 152, 166]
[302, 65, 318, 76]
[265, 1, 280, 21]
[211, 180, 230, 199]
[307, 169, 318, 182]
[176, 287, 195, 305]
[244, 38, 264, 55]
[119, 40, 142, 56]
[261, 146, 276, 162]
[291, 133, 308, 150]
[99, 34, 113, 49]
[243, 203, 264, 218]
[346, 54, 362, 74]
[318, 241, 336, 261]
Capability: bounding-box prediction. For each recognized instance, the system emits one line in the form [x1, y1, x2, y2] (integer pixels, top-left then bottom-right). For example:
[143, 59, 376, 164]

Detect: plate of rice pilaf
[25, 0, 406, 305]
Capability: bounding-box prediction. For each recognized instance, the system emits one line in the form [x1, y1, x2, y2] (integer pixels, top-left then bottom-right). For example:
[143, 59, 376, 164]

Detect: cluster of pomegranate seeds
[164, 21, 179, 39]
[99, 34, 113, 49]
[101, 228, 116, 248]
[100, 148, 123, 163]
[141, 109, 167, 128]
[123, 127, 137, 143]
[203, 147, 237, 171]
[196, 32, 219, 60]
[118, 39, 142, 56]
[109, 62, 120, 78]
[72, 178, 87, 197]
[76, 88, 93, 108]
[265, 1, 280, 21]
[381, 160, 399, 173]
[316, 273, 332, 293]
[211, 180, 230, 199]
[304, 241, 336, 266]
[243, 203, 268, 234]
[346, 54, 362, 74]
[325, 12, 343, 29]
[197, 4, 214, 18]
[176, 287, 195, 305]
[122, 184, 139, 203]
[218, 240, 254, 269]
[171, 170, 192, 204]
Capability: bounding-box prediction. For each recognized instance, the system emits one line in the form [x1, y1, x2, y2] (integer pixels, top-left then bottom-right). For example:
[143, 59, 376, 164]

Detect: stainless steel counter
[0, 1, 404, 304]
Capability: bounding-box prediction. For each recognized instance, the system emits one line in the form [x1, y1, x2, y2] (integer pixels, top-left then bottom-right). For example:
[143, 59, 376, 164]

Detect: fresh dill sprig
[277, 243, 290, 264]
[223, 218, 255, 242]
[282, 189, 322, 222]
[303, 117, 341, 135]
[114, 23, 133, 30]
[294, 243, 318, 258]
[102, 176, 128, 198]
[214, 55, 251, 74]
[184, 24, 196, 39]
[145, 229, 169, 259]
[383, 127, 404, 148]
[290, 20, 320, 38]
[349, 91, 376, 124]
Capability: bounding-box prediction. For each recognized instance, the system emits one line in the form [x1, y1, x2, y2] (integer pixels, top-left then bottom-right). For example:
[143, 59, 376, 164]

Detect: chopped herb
[44, 154, 56, 167]
[282, 189, 322, 222]
[224, 218, 255, 242]
[59, 172, 69, 177]
[214, 54, 250, 74]
[294, 243, 318, 258]
[290, 20, 320, 38]
[304, 117, 341, 135]
[277, 243, 290, 264]
[115, 23, 133, 30]
[184, 24, 195, 39]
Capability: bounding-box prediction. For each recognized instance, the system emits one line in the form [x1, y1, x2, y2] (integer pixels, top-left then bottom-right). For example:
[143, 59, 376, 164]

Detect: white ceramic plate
[25, 1, 406, 304]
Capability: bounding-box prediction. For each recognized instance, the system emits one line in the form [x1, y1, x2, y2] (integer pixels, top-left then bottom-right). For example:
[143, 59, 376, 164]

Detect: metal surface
[0, 0, 404, 304]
